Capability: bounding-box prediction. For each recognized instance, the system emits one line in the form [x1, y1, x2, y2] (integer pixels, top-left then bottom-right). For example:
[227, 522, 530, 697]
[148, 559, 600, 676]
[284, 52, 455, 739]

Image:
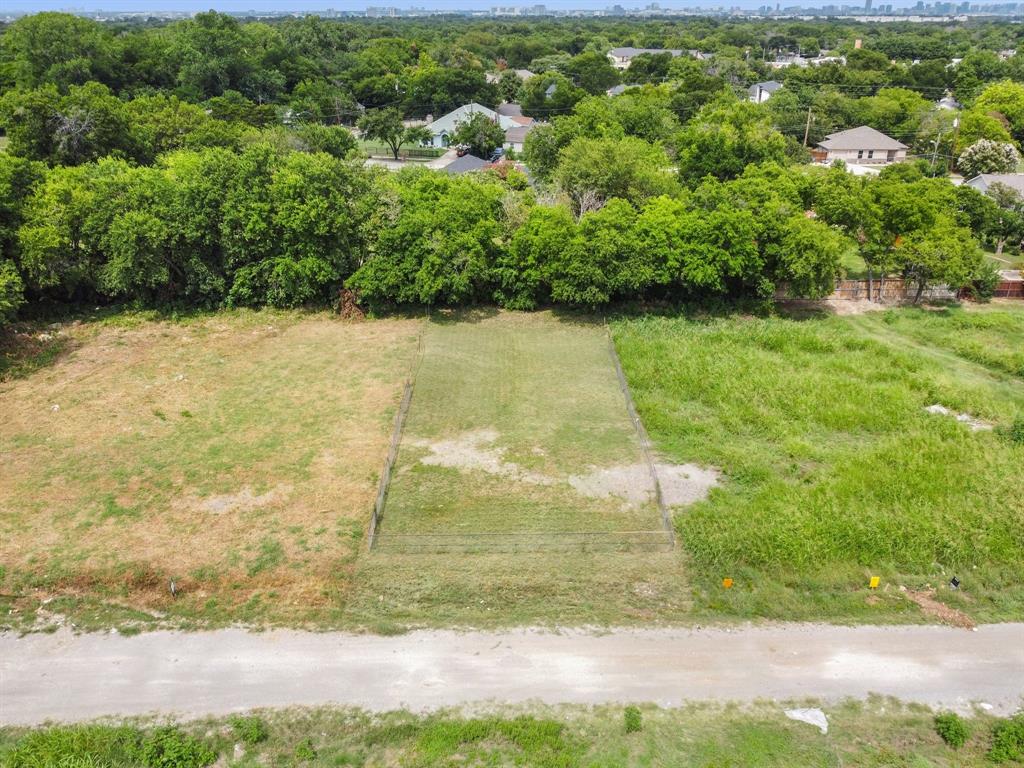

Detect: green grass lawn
[349, 310, 689, 630]
[839, 245, 869, 279]
[612, 303, 1024, 624]
[984, 246, 1024, 271]
[357, 139, 444, 159]
[3, 700, 1021, 767]
[380, 310, 662, 540]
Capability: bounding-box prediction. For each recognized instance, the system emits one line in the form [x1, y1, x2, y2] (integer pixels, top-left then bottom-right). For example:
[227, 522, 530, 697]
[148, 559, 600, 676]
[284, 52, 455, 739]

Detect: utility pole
[949, 116, 960, 174]
[930, 129, 943, 172]
[803, 106, 813, 147]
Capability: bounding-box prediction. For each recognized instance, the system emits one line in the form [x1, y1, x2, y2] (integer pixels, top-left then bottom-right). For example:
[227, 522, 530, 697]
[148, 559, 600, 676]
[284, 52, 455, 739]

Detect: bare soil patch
[569, 462, 719, 508]
[407, 429, 552, 485]
[905, 589, 976, 629]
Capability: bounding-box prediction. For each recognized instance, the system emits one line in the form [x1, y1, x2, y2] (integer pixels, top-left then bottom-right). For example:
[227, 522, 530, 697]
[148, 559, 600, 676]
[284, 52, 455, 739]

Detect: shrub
[293, 739, 317, 762]
[933, 712, 969, 748]
[228, 715, 269, 745]
[624, 706, 643, 734]
[140, 728, 216, 768]
[989, 715, 1024, 763]
[969, 260, 1002, 302]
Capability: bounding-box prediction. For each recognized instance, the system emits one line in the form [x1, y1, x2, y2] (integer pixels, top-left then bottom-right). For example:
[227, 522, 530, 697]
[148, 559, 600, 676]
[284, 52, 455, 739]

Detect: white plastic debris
[785, 708, 829, 734]
[924, 404, 992, 431]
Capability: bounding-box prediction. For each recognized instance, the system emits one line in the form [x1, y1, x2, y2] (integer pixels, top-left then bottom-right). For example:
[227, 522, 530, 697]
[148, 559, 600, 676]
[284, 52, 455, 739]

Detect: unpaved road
[2, 624, 1022, 724]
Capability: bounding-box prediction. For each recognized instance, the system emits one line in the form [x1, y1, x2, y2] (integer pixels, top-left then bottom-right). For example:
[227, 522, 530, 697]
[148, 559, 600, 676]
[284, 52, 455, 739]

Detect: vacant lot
[351, 310, 692, 628]
[613, 303, 1024, 623]
[379, 311, 668, 544]
[0, 311, 419, 629]
[2, 700, 1019, 767]
[5, 303, 1024, 632]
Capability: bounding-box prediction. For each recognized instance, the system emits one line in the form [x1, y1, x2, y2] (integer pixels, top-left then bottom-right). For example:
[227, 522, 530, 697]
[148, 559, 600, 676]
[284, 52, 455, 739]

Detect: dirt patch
[192, 485, 291, 515]
[826, 299, 888, 316]
[655, 463, 721, 507]
[410, 431, 719, 509]
[568, 462, 719, 507]
[923, 404, 993, 431]
[407, 430, 552, 485]
[905, 589, 975, 629]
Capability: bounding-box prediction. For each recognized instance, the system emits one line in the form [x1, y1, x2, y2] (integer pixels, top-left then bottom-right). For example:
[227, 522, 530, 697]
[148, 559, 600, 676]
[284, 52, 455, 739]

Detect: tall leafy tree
[357, 108, 432, 160]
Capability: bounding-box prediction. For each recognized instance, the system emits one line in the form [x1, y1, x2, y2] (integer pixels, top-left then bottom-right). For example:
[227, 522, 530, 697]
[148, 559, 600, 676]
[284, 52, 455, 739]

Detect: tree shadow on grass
[424, 306, 501, 325]
[0, 323, 78, 382]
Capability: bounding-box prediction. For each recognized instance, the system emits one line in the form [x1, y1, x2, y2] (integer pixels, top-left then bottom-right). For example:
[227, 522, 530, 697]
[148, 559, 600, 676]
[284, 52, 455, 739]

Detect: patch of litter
[407, 430, 552, 485]
[196, 485, 290, 515]
[49, 404, 60, 412]
[568, 463, 719, 507]
[785, 708, 829, 734]
[924, 404, 992, 432]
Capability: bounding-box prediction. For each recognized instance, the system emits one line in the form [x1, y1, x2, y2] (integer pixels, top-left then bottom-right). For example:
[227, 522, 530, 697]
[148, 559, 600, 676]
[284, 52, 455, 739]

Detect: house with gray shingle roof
[965, 174, 1024, 196]
[816, 126, 908, 165]
[607, 47, 684, 70]
[748, 80, 783, 103]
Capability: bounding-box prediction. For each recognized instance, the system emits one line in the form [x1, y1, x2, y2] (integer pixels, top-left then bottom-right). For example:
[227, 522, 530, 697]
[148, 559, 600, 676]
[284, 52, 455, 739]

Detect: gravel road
[2, 623, 1022, 724]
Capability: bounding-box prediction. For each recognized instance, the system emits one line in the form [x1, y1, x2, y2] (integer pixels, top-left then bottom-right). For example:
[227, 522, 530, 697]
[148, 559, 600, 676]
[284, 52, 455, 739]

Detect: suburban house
[443, 154, 491, 175]
[503, 124, 535, 152]
[964, 173, 1024, 195]
[748, 80, 783, 103]
[496, 102, 524, 117]
[814, 126, 908, 165]
[606, 84, 637, 97]
[423, 103, 527, 148]
[607, 46, 684, 70]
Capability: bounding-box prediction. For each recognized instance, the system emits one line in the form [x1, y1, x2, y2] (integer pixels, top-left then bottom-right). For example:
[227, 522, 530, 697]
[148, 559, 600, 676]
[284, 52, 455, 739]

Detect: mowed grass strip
[612, 306, 1024, 623]
[381, 310, 661, 537]
[0, 311, 420, 629]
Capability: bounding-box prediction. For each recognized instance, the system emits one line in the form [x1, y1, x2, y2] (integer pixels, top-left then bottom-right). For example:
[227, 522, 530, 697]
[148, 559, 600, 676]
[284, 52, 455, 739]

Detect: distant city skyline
[2, 0, 1018, 14]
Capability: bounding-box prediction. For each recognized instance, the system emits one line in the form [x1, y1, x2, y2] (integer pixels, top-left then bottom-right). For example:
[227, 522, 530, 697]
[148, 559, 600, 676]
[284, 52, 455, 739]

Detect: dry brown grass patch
[0, 311, 420, 627]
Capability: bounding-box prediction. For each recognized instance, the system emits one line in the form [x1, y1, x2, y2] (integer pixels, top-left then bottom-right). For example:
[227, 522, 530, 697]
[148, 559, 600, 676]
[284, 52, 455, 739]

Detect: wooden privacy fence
[993, 279, 1024, 299]
[830, 278, 958, 302]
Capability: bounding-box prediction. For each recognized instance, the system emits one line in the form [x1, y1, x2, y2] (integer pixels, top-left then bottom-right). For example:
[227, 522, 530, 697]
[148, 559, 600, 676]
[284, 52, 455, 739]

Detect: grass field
[3, 700, 1022, 767]
[350, 310, 691, 630]
[379, 311, 664, 541]
[4, 303, 1024, 631]
[613, 303, 1024, 624]
[0, 311, 419, 630]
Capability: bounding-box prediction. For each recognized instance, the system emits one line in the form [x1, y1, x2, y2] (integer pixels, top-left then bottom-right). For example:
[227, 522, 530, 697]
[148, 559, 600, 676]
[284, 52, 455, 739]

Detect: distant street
[2, 623, 1022, 725]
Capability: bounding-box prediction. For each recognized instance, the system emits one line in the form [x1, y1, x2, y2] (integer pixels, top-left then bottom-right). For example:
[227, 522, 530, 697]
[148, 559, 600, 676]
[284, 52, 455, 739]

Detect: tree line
[1, 130, 1014, 325]
[2, 12, 1024, 323]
